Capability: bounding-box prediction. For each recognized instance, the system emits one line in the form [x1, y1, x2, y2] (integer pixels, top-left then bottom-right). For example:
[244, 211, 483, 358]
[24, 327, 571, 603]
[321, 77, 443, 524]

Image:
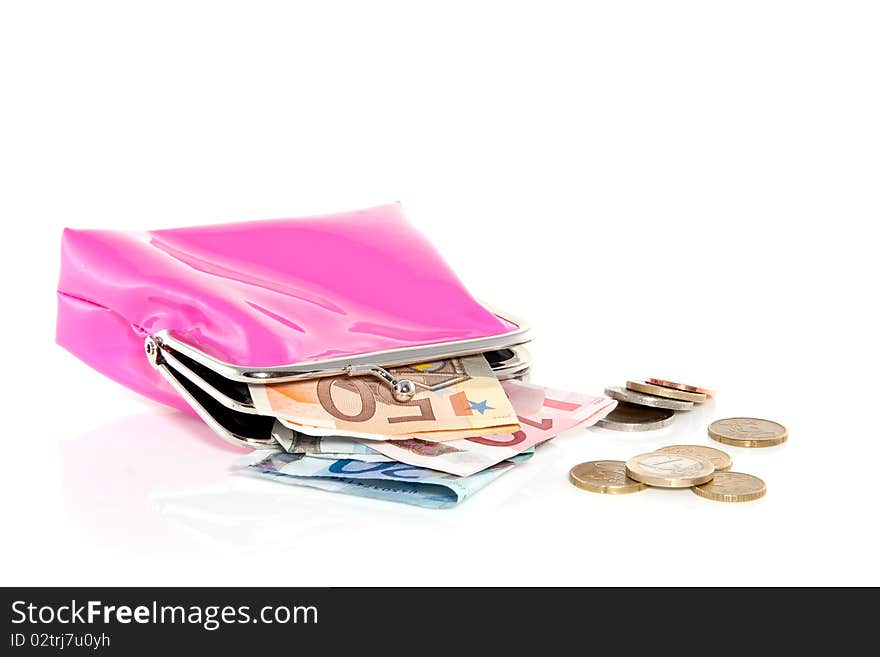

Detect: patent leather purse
[57, 203, 532, 449]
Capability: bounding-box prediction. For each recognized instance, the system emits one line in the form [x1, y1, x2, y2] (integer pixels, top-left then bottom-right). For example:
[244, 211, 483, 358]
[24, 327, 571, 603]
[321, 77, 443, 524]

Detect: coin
[595, 402, 675, 432]
[647, 377, 714, 397]
[692, 471, 766, 502]
[626, 380, 707, 404]
[604, 386, 694, 411]
[625, 452, 715, 488]
[569, 460, 647, 494]
[708, 417, 788, 448]
[656, 444, 732, 471]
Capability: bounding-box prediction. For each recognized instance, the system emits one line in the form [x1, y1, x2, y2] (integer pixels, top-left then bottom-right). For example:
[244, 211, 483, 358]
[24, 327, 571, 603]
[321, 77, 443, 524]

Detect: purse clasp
[344, 364, 416, 402]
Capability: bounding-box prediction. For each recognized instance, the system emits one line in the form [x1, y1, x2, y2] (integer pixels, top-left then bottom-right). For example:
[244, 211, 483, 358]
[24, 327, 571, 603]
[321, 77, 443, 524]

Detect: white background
[1, 1, 878, 586]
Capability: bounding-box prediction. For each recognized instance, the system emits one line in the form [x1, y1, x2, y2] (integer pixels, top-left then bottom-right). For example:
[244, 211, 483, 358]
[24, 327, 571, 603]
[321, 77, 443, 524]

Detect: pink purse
[57, 203, 532, 448]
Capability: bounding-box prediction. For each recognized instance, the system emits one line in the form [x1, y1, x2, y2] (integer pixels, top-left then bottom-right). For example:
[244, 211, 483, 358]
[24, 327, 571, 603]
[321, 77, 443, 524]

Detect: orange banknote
[249, 354, 519, 439]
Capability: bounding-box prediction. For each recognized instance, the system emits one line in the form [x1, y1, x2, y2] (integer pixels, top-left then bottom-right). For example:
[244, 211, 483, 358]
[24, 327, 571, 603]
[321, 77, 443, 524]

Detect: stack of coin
[598, 378, 713, 431]
[569, 439, 770, 503]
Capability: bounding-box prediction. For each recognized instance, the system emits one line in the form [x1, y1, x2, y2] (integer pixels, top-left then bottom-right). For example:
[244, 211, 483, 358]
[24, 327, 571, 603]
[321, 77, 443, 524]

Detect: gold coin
[569, 460, 647, 495]
[656, 444, 732, 472]
[708, 417, 787, 448]
[626, 380, 707, 403]
[624, 452, 715, 488]
[647, 377, 714, 397]
[692, 471, 766, 502]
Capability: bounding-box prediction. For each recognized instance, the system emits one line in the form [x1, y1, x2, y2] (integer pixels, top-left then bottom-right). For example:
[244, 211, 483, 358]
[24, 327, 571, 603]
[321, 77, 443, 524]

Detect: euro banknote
[360, 380, 617, 476]
[298, 452, 395, 463]
[285, 433, 395, 462]
[276, 418, 522, 443]
[249, 354, 519, 439]
[241, 450, 534, 508]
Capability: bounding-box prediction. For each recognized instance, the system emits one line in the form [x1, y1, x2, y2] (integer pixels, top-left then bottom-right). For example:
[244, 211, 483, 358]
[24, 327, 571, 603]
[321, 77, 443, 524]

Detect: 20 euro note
[359, 380, 618, 476]
[240, 450, 534, 508]
[249, 354, 519, 439]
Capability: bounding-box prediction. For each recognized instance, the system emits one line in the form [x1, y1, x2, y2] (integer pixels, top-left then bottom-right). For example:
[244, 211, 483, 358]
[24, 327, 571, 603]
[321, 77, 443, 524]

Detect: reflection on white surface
[61, 413, 350, 556]
[60, 394, 736, 563]
[39, 385, 876, 587]
[60, 401, 720, 555]
[60, 409, 538, 554]
[60, 411, 384, 553]
[60, 411, 245, 556]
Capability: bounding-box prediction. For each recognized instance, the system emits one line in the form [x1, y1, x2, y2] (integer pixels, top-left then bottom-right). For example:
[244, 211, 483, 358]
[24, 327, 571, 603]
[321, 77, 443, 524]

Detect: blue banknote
[241, 449, 533, 508]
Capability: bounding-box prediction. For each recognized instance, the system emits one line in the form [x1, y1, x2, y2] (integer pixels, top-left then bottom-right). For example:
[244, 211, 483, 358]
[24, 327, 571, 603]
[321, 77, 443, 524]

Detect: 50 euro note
[249, 354, 519, 440]
[239, 450, 534, 508]
[359, 380, 618, 476]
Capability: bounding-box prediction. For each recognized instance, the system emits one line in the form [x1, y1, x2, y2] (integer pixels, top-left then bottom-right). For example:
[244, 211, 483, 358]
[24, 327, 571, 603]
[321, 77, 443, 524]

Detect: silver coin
[604, 386, 694, 411]
[596, 402, 675, 431]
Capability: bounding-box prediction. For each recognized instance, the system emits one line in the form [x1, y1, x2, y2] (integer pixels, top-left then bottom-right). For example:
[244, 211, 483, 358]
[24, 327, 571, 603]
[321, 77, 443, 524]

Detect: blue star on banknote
[468, 399, 494, 414]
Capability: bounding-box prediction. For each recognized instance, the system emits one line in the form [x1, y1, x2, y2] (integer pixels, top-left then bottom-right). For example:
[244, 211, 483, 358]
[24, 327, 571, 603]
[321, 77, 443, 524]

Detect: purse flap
[58, 203, 518, 368]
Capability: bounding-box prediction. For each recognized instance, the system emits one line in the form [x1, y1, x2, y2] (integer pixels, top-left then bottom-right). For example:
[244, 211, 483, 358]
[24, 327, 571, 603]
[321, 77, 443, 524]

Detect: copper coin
[595, 402, 675, 432]
[647, 378, 715, 397]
